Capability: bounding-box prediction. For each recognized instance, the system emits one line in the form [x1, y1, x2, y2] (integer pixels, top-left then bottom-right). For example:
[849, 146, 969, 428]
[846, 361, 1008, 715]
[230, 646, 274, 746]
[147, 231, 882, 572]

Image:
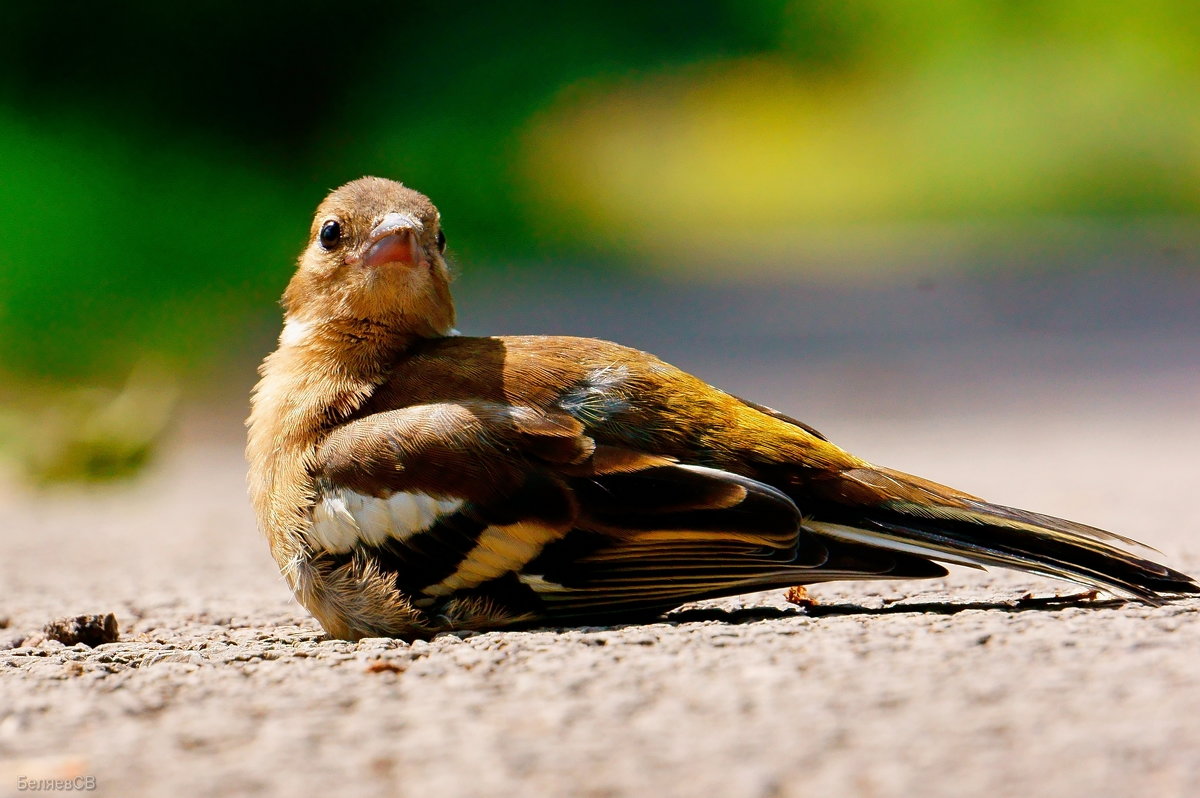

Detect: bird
[247, 176, 1198, 641]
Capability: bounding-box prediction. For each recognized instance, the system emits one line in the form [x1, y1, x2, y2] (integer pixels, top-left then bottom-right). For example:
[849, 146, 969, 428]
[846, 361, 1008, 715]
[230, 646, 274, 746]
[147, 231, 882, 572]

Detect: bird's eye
[436, 229, 446, 253]
[319, 220, 342, 250]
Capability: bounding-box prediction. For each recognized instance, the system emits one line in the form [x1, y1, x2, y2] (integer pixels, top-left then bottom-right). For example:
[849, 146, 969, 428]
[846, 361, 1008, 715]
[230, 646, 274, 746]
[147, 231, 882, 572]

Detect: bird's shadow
[661, 591, 1137, 625]
[439, 592, 1194, 642]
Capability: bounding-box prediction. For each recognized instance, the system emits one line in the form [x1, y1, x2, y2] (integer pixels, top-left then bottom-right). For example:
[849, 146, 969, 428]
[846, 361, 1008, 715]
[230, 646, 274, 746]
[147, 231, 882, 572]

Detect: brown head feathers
[283, 177, 454, 340]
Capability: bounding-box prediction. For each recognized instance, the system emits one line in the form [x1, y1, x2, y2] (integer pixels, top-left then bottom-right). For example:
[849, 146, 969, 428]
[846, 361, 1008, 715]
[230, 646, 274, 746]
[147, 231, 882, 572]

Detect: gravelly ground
[2, 269, 1198, 798]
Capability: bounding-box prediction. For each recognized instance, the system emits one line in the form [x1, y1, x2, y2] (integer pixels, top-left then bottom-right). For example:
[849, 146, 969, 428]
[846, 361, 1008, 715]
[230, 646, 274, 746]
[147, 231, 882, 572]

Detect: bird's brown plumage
[247, 176, 1198, 640]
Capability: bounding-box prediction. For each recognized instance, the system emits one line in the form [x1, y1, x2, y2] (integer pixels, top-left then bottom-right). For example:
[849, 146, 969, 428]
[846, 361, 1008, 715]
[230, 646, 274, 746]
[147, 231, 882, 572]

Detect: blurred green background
[1, 1, 1198, 480]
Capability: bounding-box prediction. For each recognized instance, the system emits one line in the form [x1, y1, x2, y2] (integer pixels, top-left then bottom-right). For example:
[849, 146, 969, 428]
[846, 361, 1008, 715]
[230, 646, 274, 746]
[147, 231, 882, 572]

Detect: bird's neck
[279, 314, 421, 372]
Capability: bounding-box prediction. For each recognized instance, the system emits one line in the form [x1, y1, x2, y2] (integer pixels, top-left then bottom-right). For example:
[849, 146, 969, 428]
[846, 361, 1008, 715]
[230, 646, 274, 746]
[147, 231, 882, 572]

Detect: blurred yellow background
[1, 1, 1197, 481]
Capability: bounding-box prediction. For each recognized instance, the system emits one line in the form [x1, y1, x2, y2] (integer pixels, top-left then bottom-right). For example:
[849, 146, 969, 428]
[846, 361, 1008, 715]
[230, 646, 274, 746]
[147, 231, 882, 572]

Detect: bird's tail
[803, 465, 1198, 603]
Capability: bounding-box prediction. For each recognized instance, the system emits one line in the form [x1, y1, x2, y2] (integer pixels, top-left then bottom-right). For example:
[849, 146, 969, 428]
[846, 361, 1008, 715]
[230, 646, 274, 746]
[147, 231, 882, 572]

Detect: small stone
[783, 586, 818, 608]
[42, 614, 120, 647]
[143, 650, 204, 667]
[364, 660, 406, 675]
[357, 637, 402, 650]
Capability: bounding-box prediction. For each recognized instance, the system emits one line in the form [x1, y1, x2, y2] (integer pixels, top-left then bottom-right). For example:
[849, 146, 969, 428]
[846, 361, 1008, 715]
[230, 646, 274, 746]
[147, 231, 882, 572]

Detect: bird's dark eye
[319, 220, 342, 250]
[436, 229, 446, 253]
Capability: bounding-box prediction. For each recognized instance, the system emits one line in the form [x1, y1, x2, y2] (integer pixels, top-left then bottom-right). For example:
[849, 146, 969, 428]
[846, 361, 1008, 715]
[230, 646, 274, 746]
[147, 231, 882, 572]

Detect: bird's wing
[311, 399, 939, 624]
[729, 394, 829, 441]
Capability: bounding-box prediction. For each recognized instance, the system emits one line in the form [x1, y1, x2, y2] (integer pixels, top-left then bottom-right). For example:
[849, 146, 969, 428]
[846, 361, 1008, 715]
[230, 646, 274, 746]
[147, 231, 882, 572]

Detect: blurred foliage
[0, 363, 177, 484]
[0, 0, 780, 382]
[0, 0, 1197, 387]
[523, 2, 1200, 265]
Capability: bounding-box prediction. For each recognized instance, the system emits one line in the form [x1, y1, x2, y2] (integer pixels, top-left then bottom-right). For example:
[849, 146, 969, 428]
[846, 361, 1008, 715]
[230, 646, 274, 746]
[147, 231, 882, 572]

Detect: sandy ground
[2, 268, 1198, 798]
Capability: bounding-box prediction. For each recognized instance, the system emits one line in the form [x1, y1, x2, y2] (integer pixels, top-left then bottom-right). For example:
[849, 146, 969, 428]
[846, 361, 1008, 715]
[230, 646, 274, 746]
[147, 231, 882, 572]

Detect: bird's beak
[364, 213, 425, 268]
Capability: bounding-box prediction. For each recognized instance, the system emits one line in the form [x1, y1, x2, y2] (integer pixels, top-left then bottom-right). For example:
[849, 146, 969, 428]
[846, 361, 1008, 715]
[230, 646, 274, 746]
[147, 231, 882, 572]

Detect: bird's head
[283, 177, 454, 340]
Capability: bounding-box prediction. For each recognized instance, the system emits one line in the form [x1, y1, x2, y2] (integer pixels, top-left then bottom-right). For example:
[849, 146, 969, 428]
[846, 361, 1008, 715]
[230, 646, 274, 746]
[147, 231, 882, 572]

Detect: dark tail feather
[806, 468, 1199, 603]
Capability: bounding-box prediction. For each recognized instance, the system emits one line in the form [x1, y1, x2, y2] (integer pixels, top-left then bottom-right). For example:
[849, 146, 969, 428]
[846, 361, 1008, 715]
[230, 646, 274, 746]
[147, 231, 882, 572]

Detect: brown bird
[247, 177, 1197, 640]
